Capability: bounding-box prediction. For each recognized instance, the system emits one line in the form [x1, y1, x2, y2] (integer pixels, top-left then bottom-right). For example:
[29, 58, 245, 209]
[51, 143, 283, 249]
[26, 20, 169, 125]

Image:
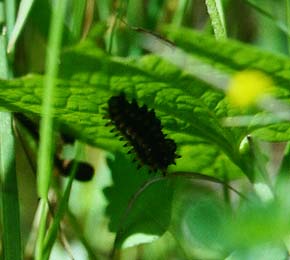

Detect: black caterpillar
[105, 93, 180, 175]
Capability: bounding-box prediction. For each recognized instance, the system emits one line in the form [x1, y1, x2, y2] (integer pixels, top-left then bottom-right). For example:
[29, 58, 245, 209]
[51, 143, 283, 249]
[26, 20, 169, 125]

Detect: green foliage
[0, 40, 245, 178]
[2, 28, 290, 178]
[3, 1, 290, 259]
[104, 153, 173, 248]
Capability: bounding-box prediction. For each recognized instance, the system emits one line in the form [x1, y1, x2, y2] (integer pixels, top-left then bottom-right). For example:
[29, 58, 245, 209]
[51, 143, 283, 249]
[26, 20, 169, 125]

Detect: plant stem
[286, 0, 290, 54]
[3, 0, 15, 39]
[245, 0, 290, 38]
[69, 0, 86, 41]
[35, 0, 68, 258]
[0, 111, 22, 260]
[35, 199, 49, 260]
[0, 1, 22, 259]
[205, 0, 227, 39]
[171, 0, 189, 27]
[7, 0, 35, 53]
[42, 143, 81, 258]
[107, 0, 128, 54]
[37, 0, 68, 199]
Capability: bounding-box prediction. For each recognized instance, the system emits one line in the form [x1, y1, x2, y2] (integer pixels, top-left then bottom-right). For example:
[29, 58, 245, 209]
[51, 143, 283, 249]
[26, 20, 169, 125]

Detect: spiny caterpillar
[104, 93, 180, 175]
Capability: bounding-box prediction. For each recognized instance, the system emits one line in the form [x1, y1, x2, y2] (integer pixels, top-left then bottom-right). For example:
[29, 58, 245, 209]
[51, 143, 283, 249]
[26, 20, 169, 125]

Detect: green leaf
[169, 141, 242, 179]
[3, 27, 290, 180]
[59, 41, 239, 156]
[103, 152, 173, 248]
[165, 26, 290, 141]
[0, 39, 245, 179]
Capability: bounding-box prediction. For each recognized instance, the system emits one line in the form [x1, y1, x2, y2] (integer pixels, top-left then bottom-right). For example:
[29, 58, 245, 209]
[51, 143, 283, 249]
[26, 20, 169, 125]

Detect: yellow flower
[227, 70, 273, 107]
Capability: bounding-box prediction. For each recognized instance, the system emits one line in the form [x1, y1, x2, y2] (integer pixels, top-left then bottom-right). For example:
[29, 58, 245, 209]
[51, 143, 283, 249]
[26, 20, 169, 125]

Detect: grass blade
[7, 0, 35, 53]
[245, 0, 290, 38]
[37, 0, 68, 199]
[171, 0, 189, 27]
[0, 1, 22, 259]
[3, 0, 16, 39]
[286, 0, 290, 54]
[35, 0, 68, 259]
[69, 0, 86, 41]
[205, 0, 227, 39]
[0, 111, 22, 260]
[42, 143, 82, 258]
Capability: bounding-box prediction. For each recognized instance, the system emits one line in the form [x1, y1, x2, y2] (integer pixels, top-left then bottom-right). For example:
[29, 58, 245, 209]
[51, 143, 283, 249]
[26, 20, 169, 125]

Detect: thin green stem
[69, 0, 86, 41]
[221, 165, 231, 205]
[171, 0, 189, 27]
[42, 143, 82, 259]
[37, 0, 68, 199]
[245, 0, 290, 38]
[35, 0, 68, 258]
[0, 34, 8, 76]
[0, 112, 22, 260]
[35, 199, 49, 260]
[107, 0, 128, 54]
[96, 0, 111, 21]
[205, 0, 227, 39]
[7, 0, 35, 53]
[286, 0, 290, 54]
[4, 0, 15, 39]
[0, 1, 21, 259]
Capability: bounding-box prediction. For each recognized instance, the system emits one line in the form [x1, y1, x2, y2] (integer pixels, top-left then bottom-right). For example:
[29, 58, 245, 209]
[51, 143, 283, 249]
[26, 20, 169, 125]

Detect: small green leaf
[103, 152, 173, 248]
